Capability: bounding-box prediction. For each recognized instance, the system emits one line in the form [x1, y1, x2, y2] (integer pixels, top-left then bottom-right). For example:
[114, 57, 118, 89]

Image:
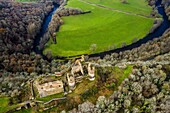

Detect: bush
[81, 87, 98, 100]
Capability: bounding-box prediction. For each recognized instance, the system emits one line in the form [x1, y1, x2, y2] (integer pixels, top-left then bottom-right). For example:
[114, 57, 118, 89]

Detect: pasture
[44, 0, 154, 57]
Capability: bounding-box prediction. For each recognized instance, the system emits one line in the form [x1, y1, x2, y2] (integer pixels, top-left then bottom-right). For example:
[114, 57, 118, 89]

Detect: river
[89, 0, 170, 58]
[33, 0, 170, 59]
[33, 4, 59, 56]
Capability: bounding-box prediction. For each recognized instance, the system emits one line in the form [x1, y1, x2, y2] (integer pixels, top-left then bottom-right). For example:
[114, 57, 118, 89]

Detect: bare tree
[90, 44, 97, 53]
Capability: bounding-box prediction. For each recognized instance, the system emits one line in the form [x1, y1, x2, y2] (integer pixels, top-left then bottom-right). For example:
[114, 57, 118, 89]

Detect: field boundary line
[79, 0, 151, 19]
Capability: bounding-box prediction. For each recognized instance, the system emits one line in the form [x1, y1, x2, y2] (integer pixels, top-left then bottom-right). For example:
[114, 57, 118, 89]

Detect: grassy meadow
[0, 97, 24, 113]
[83, 0, 152, 16]
[44, 0, 154, 57]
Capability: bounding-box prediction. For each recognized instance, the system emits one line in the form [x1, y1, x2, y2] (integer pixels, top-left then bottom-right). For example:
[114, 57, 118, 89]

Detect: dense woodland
[0, 0, 53, 54]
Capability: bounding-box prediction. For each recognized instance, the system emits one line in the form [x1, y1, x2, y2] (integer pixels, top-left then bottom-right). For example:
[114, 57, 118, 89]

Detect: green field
[44, 0, 154, 57]
[83, 0, 152, 16]
[0, 97, 23, 113]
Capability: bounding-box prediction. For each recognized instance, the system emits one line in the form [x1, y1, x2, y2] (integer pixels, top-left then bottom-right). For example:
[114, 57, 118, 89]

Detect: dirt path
[79, 0, 151, 19]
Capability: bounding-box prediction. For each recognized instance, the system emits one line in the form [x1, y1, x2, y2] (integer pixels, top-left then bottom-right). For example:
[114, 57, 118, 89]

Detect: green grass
[14, 108, 33, 113]
[68, 77, 97, 96]
[44, 0, 154, 57]
[0, 97, 9, 108]
[36, 93, 64, 102]
[0, 97, 24, 113]
[83, 0, 152, 16]
[114, 65, 133, 86]
[0, 97, 10, 113]
[68, 65, 133, 102]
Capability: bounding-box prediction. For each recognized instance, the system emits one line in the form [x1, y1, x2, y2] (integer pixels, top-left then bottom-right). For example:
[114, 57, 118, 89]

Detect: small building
[37, 81, 64, 98]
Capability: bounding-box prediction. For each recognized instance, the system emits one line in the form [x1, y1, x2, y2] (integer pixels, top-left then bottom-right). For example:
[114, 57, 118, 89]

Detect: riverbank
[0, 0, 53, 54]
[43, 0, 154, 57]
[42, 0, 169, 60]
[33, 3, 60, 55]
